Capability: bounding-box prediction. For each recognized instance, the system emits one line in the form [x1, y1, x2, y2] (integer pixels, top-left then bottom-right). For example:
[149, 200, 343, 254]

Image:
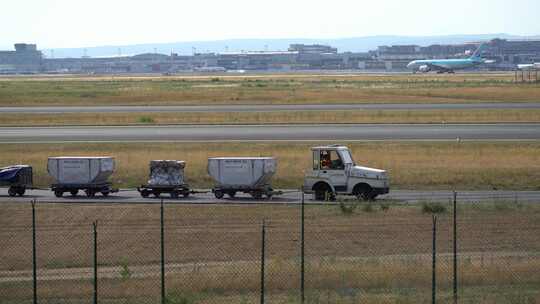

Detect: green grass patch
[137, 116, 155, 123]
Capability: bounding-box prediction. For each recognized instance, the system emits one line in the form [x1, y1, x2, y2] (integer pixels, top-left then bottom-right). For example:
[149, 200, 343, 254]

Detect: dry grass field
[0, 202, 539, 303]
[1, 73, 540, 106]
[1, 109, 540, 126]
[0, 141, 539, 190]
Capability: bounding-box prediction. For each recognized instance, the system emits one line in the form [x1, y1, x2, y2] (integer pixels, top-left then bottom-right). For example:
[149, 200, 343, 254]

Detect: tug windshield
[338, 149, 354, 165]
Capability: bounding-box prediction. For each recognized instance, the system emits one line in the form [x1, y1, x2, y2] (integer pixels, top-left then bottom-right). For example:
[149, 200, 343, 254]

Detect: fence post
[301, 191, 305, 304]
[93, 221, 98, 304]
[31, 199, 37, 304]
[260, 219, 266, 304]
[453, 191, 458, 304]
[432, 215, 437, 304]
[160, 199, 165, 304]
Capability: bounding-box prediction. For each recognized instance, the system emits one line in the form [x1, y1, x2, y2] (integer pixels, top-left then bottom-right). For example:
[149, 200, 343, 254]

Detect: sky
[1, 0, 539, 49]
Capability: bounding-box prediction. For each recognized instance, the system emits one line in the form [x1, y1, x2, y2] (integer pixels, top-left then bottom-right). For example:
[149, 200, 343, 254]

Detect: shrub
[362, 202, 375, 213]
[166, 292, 196, 304]
[119, 257, 132, 280]
[339, 200, 357, 215]
[422, 202, 447, 214]
[138, 116, 155, 123]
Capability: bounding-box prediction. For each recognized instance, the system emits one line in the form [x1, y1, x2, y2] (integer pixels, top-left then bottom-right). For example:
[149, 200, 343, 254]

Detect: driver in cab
[320, 151, 343, 170]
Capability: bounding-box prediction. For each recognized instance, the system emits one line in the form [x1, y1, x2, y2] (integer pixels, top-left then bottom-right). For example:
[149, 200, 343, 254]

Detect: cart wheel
[17, 188, 26, 196]
[101, 191, 110, 197]
[251, 191, 263, 199]
[227, 191, 236, 198]
[170, 192, 179, 199]
[214, 189, 224, 199]
[183, 192, 190, 198]
[70, 190, 78, 196]
[153, 192, 161, 198]
[54, 190, 63, 198]
[141, 190, 150, 198]
[266, 188, 274, 199]
[8, 187, 17, 197]
[85, 190, 95, 198]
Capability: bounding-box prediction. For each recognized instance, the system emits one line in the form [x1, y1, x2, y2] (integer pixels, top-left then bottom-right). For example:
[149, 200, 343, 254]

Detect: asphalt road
[1, 189, 539, 204]
[1, 102, 539, 113]
[0, 123, 538, 143]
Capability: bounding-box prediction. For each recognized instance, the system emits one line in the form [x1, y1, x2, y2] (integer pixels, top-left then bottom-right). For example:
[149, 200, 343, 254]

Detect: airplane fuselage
[407, 58, 484, 72]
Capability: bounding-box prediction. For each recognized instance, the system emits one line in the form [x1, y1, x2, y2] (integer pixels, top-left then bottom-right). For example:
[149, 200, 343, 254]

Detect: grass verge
[1, 73, 540, 106]
[1, 109, 540, 126]
[0, 202, 539, 303]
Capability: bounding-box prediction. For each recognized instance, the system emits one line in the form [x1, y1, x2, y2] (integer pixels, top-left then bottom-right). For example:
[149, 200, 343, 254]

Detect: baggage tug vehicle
[303, 145, 389, 201]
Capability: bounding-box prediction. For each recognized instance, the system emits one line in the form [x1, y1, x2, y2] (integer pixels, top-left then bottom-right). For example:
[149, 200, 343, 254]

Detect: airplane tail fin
[471, 43, 487, 59]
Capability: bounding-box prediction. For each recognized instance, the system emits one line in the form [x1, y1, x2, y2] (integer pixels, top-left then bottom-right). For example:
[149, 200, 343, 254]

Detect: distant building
[14, 43, 38, 52]
[486, 39, 540, 67]
[1, 39, 539, 74]
[288, 44, 338, 54]
[0, 43, 42, 73]
[419, 44, 477, 58]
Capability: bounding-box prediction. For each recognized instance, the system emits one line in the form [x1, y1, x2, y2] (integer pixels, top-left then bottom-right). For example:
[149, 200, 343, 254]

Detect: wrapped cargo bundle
[48, 157, 115, 185]
[148, 160, 185, 186]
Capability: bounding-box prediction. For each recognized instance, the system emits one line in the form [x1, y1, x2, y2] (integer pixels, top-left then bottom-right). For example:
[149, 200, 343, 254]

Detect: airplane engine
[418, 65, 431, 73]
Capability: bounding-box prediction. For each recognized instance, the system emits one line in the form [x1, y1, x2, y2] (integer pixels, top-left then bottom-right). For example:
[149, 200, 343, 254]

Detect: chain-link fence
[1, 193, 539, 304]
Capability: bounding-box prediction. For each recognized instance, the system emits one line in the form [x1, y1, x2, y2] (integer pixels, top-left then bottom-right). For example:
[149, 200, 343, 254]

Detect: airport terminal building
[0, 44, 42, 73]
[1, 39, 539, 74]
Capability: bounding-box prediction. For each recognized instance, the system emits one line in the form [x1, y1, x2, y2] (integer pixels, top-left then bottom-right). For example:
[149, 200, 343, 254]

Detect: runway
[1, 189, 539, 204]
[1, 102, 539, 113]
[0, 123, 538, 143]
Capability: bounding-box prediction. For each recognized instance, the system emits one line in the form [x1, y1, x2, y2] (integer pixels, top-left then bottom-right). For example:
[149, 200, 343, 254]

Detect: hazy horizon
[1, 0, 539, 50]
[3, 33, 540, 51]
[6, 33, 540, 59]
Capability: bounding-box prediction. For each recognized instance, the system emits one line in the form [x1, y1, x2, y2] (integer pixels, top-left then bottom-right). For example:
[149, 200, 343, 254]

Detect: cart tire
[353, 184, 374, 201]
[266, 188, 274, 199]
[170, 192, 179, 199]
[85, 190, 95, 198]
[70, 190, 78, 196]
[214, 190, 224, 199]
[101, 191, 109, 197]
[54, 190, 63, 198]
[183, 192, 190, 198]
[8, 187, 17, 197]
[141, 190, 150, 198]
[251, 191, 263, 199]
[17, 188, 25, 196]
[227, 191, 236, 198]
[314, 184, 335, 201]
[153, 192, 161, 198]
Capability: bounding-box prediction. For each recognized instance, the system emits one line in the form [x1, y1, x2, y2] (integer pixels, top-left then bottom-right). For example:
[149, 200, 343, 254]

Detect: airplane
[407, 44, 494, 74]
[517, 63, 540, 70]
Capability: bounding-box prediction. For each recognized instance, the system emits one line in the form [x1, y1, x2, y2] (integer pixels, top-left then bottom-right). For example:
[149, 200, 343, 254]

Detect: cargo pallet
[137, 184, 198, 198]
[212, 186, 282, 200]
[51, 183, 119, 198]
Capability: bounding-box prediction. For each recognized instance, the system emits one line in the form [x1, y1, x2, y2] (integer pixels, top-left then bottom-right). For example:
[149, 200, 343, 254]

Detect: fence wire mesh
[0, 196, 539, 304]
